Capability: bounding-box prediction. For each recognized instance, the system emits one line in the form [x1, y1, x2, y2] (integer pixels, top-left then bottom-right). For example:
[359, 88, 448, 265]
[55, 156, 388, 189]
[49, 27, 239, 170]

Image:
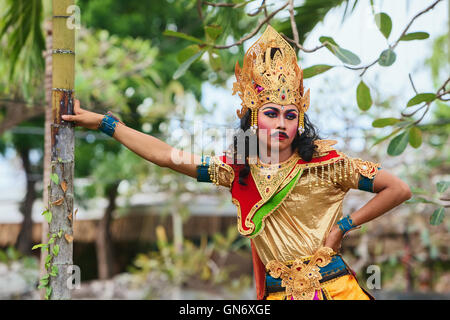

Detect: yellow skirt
[265, 274, 371, 300]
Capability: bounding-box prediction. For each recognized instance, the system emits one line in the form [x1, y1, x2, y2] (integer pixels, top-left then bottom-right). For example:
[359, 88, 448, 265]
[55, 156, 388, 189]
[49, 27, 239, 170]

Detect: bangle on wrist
[98, 111, 122, 137]
[337, 215, 357, 236]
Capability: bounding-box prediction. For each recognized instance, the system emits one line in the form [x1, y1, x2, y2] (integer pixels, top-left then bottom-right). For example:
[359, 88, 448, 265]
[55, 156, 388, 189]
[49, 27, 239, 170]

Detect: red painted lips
[272, 131, 289, 140]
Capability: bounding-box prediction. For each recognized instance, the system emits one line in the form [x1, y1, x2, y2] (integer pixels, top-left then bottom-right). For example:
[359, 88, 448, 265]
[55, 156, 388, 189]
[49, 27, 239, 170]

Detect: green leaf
[372, 127, 402, 147]
[32, 244, 46, 250]
[375, 12, 392, 39]
[177, 44, 201, 64]
[436, 181, 450, 193]
[51, 265, 59, 276]
[356, 80, 372, 111]
[39, 280, 48, 288]
[204, 25, 222, 42]
[400, 32, 430, 41]
[387, 130, 409, 156]
[430, 207, 445, 226]
[319, 36, 361, 65]
[173, 49, 206, 80]
[0, 0, 46, 92]
[333, 47, 361, 65]
[406, 93, 436, 107]
[45, 254, 52, 264]
[319, 36, 338, 47]
[37, 283, 47, 289]
[50, 173, 59, 185]
[42, 210, 52, 224]
[372, 118, 400, 128]
[41, 274, 49, 281]
[48, 238, 55, 245]
[303, 65, 334, 78]
[58, 230, 63, 238]
[163, 30, 205, 44]
[45, 286, 52, 300]
[408, 127, 422, 148]
[208, 49, 222, 72]
[378, 49, 396, 66]
[52, 245, 59, 257]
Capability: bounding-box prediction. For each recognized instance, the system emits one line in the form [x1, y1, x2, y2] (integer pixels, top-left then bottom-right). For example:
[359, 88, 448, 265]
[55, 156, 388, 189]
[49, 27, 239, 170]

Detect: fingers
[63, 99, 81, 122]
[61, 114, 77, 122]
[74, 99, 82, 114]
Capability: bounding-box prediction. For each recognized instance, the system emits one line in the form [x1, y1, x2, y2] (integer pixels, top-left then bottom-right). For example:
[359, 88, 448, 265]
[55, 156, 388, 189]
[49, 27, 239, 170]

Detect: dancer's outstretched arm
[62, 99, 200, 178]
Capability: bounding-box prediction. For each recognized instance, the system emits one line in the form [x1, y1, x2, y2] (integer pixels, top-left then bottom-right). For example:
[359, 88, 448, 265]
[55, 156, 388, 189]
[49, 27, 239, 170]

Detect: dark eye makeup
[262, 107, 298, 120]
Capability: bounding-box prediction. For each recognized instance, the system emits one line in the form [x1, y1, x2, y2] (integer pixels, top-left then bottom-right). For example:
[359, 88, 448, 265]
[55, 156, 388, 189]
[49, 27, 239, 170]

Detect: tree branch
[401, 75, 450, 125]
[345, 0, 443, 76]
[213, 1, 289, 49]
[202, 1, 236, 7]
[288, 0, 299, 45]
[409, 73, 419, 94]
[391, 0, 443, 51]
[0, 100, 45, 135]
[197, 0, 203, 20]
[247, 0, 268, 17]
[281, 34, 328, 53]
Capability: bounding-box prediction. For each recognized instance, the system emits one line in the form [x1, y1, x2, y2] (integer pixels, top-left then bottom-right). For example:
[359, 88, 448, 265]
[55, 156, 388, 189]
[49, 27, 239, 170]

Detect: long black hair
[232, 109, 322, 186]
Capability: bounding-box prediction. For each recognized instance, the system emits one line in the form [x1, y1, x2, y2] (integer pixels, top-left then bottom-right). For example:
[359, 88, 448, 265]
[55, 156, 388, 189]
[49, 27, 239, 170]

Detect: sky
[201, 0, 448, 143]
[0, 0, 448, 223]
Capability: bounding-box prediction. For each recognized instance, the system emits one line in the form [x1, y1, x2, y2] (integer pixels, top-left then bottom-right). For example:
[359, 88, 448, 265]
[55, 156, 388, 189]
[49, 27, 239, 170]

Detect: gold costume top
[251, 154, 360, 265]
[206, 140, 381, 265]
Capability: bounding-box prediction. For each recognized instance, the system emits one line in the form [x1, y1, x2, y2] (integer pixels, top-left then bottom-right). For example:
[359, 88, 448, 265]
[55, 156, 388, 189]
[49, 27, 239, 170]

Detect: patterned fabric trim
[265, 255, 349, 296]
[357, 166, 382, 192]
[196, 156, 211, 182]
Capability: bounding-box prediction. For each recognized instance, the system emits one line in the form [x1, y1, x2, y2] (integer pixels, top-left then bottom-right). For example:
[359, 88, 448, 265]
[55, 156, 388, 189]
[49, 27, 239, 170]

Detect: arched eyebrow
[261, 106, 299, 114]
[261, 106, 280, 112]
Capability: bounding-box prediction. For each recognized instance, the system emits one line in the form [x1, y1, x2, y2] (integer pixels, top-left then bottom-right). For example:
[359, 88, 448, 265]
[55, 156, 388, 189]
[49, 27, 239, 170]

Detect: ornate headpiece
[232, 25, 310, 135]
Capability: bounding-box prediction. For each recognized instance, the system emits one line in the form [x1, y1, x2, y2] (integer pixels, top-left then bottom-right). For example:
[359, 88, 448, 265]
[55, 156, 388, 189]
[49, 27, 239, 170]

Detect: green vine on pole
[32, 226, 63, 300]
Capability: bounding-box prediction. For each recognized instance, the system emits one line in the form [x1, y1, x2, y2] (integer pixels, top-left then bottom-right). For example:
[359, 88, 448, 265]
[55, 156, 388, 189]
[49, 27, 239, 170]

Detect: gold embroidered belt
[265, 247, 350, 300]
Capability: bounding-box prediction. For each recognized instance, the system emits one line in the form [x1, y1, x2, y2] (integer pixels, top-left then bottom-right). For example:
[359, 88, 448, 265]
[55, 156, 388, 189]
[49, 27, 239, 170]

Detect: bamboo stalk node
[52, 49, 75, 55]
[52, 88, 74, 93]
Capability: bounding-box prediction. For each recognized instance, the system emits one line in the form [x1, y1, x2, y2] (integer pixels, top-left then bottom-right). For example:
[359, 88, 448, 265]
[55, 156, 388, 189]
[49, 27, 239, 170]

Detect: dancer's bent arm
[62, 99, 200, 178]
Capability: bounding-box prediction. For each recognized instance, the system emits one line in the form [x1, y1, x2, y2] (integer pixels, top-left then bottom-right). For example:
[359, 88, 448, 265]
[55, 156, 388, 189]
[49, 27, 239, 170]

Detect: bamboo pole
[47, 0, 75, 299]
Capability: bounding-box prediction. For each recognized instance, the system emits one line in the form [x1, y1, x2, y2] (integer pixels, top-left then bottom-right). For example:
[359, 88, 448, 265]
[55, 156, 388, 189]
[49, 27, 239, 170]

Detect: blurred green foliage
[129, 225, 251, 299]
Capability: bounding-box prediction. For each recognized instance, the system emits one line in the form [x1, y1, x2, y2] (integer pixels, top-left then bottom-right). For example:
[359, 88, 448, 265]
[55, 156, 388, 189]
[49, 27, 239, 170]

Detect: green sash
[249, 168, 304, 238]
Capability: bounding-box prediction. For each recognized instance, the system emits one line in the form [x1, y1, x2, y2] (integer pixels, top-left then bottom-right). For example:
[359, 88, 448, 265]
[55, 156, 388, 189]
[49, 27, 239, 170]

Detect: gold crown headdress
[232, 25, 310, 135]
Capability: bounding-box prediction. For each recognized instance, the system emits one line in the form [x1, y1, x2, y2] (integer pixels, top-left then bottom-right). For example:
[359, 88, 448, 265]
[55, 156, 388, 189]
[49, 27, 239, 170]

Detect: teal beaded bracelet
[98, 112, 121, 137]
[337, 215, 357, 236]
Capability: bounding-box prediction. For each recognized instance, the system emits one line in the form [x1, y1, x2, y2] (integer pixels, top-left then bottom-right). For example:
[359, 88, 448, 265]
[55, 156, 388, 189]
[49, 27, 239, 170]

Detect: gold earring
[251, 109, 258, 134]
[298, 112, 305, 135]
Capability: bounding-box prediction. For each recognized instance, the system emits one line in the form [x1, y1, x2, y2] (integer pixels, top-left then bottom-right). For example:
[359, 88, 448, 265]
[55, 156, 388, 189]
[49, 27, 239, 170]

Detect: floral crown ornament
[232, 25, 310, 135]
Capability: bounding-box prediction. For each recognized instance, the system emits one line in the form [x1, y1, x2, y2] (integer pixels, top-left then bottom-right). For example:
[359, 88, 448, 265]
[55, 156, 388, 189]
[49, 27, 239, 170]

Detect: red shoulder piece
[220, 155, 263, 235]
[297, 149, 340, 164]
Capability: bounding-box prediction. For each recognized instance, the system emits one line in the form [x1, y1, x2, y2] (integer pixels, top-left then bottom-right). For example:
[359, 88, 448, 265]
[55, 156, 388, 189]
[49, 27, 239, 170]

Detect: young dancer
[62, 25, 411, 300]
